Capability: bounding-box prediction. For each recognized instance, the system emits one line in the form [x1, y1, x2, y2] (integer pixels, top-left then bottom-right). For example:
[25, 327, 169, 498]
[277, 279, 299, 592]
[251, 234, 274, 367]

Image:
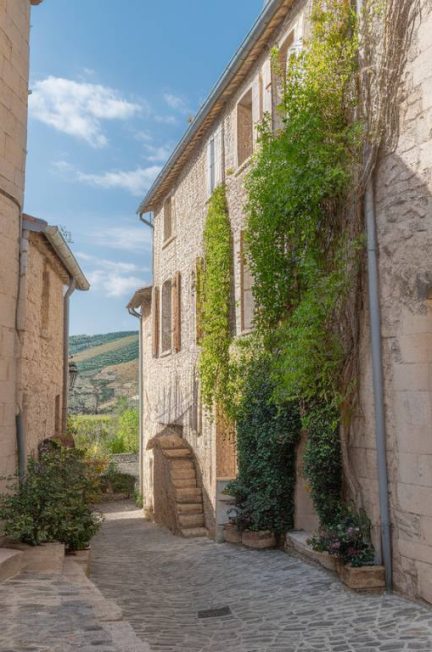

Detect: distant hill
[69, 331, 139, 414]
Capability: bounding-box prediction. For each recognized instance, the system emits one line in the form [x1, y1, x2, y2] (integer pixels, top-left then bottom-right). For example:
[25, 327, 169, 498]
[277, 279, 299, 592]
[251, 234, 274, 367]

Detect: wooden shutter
[262, 58, 273, 116]
[172, 271, 181, 353]
[152, 286, 159, 357]
[195, 257, 204, 344]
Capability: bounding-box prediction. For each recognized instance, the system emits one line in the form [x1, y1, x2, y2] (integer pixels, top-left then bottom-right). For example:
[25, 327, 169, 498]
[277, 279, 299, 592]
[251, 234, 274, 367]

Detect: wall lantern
[68, 358, 79, 390]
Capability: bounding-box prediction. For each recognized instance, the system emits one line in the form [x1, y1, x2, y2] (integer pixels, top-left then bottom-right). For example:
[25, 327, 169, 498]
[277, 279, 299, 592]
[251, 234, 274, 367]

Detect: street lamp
[68, 358, 78, 391]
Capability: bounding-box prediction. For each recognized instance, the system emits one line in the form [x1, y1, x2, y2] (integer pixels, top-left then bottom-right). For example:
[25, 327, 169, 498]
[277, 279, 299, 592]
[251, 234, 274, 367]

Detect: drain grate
[197, 606, 232, 619]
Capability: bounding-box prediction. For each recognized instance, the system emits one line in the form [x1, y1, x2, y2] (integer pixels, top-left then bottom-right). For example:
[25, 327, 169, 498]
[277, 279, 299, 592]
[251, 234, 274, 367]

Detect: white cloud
[77, 252, 149, 298]
[88, 270, 145, 298]
[30, 76, 142, 147]
[154, 114, 178, 125]
[92, 226, 153, 253]
[143, 143, 172, 163]
[163, 93, 190, 114]
[77, 166, 161, 196]
[53, 160, 161, 196]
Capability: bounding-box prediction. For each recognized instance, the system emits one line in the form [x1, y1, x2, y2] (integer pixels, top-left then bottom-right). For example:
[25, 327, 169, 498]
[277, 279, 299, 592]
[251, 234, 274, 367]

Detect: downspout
[128, 305, 144, 498]
[356, 0, 392, 591]
[62, 277, 76, 434]
[16, 226, 29, 482]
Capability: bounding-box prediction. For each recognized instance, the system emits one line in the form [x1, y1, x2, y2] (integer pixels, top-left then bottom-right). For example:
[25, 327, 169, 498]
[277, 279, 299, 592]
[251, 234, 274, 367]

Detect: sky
[25, 0, 264, 336]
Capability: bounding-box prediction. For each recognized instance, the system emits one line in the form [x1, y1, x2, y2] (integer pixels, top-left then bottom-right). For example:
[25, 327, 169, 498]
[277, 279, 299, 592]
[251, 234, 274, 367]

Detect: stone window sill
[235, 156, 253, 177]
[159, 349, 172, 358]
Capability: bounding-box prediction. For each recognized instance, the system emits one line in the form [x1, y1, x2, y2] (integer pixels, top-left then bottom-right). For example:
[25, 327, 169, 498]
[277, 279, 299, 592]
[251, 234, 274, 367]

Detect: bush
[68, 407, 139, 457]
[100, 462, 135, 497]
[226, 355, 301, 534]
[0, 448, 103, 549]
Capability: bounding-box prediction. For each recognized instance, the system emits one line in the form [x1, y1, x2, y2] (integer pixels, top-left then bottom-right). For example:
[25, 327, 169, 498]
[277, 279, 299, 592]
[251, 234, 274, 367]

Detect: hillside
[69, 331, 139, 414]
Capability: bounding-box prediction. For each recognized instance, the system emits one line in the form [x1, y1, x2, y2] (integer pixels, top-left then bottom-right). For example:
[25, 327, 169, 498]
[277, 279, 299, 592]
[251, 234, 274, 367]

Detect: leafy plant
[199, 185, 232, 410]
[0, 448, 102, 549]
[308, 508, 375, 567]
[226, 354, 301, 534]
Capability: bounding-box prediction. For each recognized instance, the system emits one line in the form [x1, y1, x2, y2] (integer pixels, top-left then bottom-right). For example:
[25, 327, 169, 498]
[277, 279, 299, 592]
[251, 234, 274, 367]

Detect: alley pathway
[91, 501, 432, 652]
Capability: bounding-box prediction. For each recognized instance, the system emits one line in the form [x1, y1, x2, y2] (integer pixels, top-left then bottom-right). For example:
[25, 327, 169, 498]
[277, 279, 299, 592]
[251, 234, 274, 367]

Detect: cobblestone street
[90, 502, 432, 652]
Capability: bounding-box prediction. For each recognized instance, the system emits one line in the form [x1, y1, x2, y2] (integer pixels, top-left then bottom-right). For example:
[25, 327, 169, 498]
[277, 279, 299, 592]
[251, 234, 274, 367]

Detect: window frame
[236, 87, 254, 168]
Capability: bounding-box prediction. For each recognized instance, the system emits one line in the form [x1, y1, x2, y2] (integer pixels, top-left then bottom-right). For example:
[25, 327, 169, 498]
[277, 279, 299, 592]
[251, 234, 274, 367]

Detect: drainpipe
[62, 277, 76, 434]
[128, 304, 144, 499]
[15, 226, 30, 483]
[356, 0, 392, 591]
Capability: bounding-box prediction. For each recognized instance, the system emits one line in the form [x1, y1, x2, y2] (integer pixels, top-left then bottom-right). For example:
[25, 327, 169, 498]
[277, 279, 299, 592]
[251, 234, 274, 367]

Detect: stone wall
[0, 0, 33, 481]
[141, 0, 309, 535]
[20, 233, 67, 458]
[350, 0, 432, 602]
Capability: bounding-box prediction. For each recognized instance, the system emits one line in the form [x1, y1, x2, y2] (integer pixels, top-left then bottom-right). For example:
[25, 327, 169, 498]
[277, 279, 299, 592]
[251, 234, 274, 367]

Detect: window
[240, 231, 255, 332]
[172, 272, 181, 354]
[272, 31, 302, 130]
[161, 279, 172, 354]
[237, 89, 253, 166]
[163, 196, 174, 243]
[207, 127, 223, 196]
[152, 286, 160, 358]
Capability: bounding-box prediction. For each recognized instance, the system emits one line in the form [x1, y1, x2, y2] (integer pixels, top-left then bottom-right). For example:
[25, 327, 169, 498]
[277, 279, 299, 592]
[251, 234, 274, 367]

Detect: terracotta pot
[223, 523, 242, 544]
[339, 564, 385, 590]
[242, 530, 276, 550]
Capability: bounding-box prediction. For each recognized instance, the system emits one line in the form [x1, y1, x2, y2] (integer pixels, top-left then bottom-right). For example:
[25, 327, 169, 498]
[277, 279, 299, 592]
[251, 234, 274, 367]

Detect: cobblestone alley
[89, 501, 432, 652]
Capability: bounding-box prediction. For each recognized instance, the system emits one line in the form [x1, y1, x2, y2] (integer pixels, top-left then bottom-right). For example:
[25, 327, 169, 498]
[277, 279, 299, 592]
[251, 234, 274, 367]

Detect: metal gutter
[138, 0, 290, 214]
[23, 215, 90, 291]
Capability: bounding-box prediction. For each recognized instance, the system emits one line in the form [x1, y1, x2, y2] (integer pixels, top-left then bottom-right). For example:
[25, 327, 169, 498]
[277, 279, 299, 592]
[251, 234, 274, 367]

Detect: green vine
[226, 353, 301, 534]
[198, 185, 232, 410]
[242, 0, 361, 528]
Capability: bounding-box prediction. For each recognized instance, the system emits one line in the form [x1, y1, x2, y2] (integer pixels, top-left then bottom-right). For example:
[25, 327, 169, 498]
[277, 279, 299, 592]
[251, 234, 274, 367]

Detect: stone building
[0, 0, 89, 483]
[131, 0, 432, 602]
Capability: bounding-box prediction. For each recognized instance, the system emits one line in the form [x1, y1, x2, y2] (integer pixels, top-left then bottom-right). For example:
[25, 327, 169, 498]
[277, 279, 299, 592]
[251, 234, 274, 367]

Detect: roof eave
[138, 0, 292, 214]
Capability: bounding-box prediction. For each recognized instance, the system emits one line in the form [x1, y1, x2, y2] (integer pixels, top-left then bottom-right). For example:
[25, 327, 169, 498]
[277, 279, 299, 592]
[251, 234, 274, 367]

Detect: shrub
[226, 355, 301, 534]
[0, 448, 103, 549]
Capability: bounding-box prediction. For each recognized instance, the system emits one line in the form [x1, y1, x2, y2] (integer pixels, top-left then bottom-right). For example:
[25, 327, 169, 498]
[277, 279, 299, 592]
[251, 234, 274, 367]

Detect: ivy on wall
[226, 353, 301, 534]
[198, 185, 232, 411]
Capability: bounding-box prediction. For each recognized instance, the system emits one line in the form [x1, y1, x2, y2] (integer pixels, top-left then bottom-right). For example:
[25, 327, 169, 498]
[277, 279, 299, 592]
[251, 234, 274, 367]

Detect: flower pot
[223, 523, 242, 544]
[242, 530, 276, 550]
[67, 547, 92, 576]
[339, 564, 385, 590]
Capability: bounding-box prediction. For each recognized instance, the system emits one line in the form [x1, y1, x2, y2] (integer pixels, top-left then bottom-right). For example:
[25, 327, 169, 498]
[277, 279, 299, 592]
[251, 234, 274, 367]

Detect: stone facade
[0, 0, 37, 481]
[135, 0, 432, 603]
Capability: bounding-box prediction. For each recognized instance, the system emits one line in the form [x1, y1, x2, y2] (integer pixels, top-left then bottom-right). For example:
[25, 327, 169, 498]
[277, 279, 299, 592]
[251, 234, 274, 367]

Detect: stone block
[339, 565, 385, 590]
[398, 483, 432, 518]
[242, 530, 276, 550]
[416, 560, 432, 603]
[398, 538, 432, 565]
[399, 334, 432, 363]
[399, 453, 432, 487]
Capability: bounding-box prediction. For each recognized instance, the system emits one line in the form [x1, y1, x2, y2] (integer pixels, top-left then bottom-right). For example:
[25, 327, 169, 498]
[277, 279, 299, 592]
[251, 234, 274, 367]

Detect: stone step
[176, 503, 203, 514]
[181, 527, 208, 538]
[172, 477, 197, 489]
[0, 549, 23, 582]
[163, 449, 192, 459]
[169, 459, 195, 470]
[175, 487, 202, 504]
[179, 513, 205, 528]
[170, 467, 196, 480]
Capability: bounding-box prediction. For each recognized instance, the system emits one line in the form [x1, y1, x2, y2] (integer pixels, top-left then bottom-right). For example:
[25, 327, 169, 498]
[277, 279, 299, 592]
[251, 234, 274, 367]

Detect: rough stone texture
[140, 0, 309, 537]
[91, 501, 432, 652]
[18, 231, 68, 458]
[112, 453, 139, 479]
[349, 0, 432, 604]
[0, 557, 150, 652]
[0, 0, 32, 485]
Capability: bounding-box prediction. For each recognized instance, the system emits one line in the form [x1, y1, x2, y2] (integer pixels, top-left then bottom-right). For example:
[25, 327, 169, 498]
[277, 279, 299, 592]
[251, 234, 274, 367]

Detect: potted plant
[0, 447, 103, 574]
[223, 507, 242, 544]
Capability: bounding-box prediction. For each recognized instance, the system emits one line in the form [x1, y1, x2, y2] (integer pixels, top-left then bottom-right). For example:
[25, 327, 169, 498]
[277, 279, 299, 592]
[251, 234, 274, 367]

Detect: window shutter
[172, 271, 181, 353]
[207, 138, 214, 197]
[195, 257, 204, 344]
[262, 58, 273, 116]
[152, 286, 159, 357]
[252, 75, 262, 127]
[214, 127, 223, 187]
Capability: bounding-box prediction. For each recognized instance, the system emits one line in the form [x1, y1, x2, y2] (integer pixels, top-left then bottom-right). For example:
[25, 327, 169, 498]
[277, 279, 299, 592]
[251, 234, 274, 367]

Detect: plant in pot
[0, 447, 103, 554]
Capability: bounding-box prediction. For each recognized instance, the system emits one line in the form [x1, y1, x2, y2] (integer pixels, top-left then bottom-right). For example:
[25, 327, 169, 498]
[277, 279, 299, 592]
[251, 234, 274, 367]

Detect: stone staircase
[157, 434, 207, 538]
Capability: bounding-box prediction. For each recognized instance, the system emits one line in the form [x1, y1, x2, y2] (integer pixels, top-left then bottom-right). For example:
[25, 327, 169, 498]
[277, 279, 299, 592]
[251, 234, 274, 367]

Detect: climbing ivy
[198, 185, 232, 411]
[226, 354, 301, 534]
[242, 0, 361, 527]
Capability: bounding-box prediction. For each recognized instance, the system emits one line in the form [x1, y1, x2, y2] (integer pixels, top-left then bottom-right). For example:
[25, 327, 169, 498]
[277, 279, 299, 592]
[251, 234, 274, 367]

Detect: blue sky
[25, 0, 263, 335]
